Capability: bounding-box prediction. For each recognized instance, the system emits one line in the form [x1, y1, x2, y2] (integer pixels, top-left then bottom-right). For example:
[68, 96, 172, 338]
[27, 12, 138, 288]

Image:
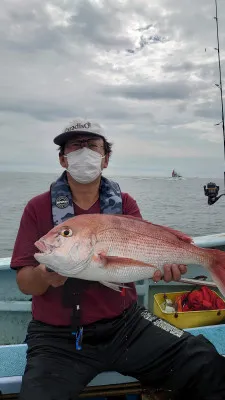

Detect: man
[11, 118, 225, 400]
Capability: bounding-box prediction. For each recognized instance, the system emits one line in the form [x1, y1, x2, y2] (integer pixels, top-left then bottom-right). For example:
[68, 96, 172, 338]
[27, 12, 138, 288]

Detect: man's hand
[38, 264, 67, 288]
[153, 264, 187, 283]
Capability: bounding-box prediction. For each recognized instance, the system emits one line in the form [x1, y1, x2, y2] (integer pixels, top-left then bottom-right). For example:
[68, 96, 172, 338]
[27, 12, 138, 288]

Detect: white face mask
[64, 148, 105, 184]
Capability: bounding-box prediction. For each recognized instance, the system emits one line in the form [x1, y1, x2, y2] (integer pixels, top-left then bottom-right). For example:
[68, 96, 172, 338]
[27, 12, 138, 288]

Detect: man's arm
[16, 264, 67, 296]
[11, 201, 66, 296]
[16, 265, 48, 295]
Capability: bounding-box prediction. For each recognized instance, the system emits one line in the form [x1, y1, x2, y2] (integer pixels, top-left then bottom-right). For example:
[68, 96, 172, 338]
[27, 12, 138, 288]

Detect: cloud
[194, 101, 222, 121]
[101, 81, 195, 100]
[0, 0, 225, 178]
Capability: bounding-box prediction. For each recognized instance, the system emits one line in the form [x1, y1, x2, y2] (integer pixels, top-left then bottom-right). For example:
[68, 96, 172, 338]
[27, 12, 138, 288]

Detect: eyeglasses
[66, 139, 104, 153]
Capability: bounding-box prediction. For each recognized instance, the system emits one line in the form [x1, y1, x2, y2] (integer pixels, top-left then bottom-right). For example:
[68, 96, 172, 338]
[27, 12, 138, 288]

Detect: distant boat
[172, 169, 182, 178]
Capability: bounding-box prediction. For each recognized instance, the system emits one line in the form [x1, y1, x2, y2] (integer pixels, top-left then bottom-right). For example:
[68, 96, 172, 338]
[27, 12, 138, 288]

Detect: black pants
[19, 303, 225, 400]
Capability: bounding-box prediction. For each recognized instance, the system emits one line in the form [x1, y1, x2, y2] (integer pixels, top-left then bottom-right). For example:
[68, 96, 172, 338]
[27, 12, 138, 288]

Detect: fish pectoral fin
[99, 254, 157, 269]
[100, 281, 130, 292]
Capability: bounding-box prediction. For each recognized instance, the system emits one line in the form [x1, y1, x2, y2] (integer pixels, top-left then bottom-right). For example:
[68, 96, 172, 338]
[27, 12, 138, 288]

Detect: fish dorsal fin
[153, 224, 193, 244]
[114, 214, 193, 244]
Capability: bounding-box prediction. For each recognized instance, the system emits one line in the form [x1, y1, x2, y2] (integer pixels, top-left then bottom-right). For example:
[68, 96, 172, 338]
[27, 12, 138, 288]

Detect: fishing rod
[204, 0, 225, 205]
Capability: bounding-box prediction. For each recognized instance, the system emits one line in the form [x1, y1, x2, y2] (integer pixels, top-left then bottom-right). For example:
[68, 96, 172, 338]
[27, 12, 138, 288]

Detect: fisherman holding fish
[11, 118, 225, 400]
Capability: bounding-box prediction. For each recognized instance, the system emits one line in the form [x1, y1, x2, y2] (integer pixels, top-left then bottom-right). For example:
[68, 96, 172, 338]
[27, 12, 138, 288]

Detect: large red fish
[34, 214, 225, 296]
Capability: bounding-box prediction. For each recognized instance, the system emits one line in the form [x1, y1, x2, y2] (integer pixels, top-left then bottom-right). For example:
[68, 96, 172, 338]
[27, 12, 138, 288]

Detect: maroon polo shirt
[11, 190, 142, 326]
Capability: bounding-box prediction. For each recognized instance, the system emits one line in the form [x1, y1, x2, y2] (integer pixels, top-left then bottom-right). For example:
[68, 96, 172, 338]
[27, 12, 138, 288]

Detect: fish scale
[96, 229, 193, 267]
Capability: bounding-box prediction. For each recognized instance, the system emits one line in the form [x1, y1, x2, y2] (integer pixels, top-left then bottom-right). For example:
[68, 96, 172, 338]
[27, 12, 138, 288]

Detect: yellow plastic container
[153, 291, 225, 329]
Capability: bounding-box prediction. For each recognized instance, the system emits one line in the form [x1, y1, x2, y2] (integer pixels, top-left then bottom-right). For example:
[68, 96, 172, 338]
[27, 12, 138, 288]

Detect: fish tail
[206, 249, 225, 298]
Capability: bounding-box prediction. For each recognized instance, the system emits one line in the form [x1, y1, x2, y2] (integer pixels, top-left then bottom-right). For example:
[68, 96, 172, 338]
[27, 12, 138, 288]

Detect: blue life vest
[50, 171, 123, 333]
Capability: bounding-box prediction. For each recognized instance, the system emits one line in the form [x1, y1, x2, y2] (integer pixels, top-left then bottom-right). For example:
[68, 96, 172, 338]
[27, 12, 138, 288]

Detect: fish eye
[60, 228, 73, 237]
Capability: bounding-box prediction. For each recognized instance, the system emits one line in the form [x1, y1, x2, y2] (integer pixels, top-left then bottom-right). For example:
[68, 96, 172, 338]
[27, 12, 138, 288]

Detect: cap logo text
[65, 122, 91, 132]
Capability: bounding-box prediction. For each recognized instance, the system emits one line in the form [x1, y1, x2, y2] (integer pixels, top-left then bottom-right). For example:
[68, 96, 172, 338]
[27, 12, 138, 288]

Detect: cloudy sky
[1, 0, 225, 178]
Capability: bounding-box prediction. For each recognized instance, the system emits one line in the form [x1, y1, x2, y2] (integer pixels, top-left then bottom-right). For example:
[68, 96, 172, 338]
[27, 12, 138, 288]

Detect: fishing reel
[204, 182, 224, 205]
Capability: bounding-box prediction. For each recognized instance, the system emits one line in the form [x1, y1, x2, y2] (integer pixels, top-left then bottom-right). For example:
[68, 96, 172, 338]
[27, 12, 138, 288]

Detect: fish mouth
[34, 239, 55, 255]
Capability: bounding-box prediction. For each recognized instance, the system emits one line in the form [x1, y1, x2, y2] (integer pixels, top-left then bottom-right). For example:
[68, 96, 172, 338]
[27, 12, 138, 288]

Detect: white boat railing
[0, 258, 11, 270]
